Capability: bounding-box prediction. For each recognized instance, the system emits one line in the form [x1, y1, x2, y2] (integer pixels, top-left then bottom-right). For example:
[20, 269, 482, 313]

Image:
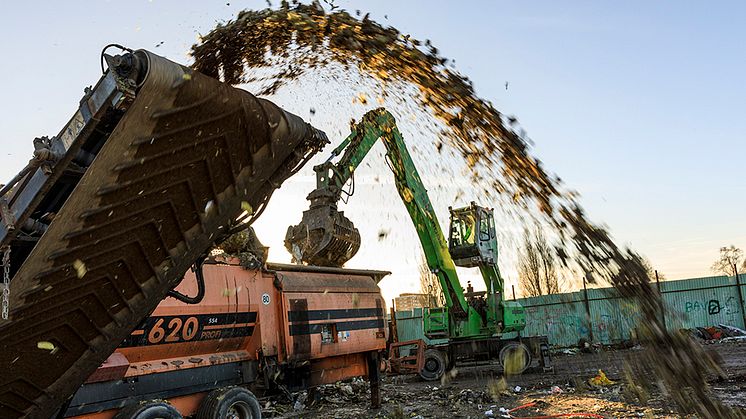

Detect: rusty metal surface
[266, 262, 390, 283]
[389, 339, 425, 375]
[275, 270, 381, 293]
[0, 50, 323, 419]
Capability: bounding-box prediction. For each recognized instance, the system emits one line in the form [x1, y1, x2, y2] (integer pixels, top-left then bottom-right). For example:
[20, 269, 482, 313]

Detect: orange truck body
[63, 259, 389, 418]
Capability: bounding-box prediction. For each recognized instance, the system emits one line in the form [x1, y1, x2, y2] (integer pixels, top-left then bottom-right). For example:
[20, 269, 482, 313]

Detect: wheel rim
[425, 357, 440, 373]
[226, 401, 252, 419]
[425, 358, 438, 372]
[501, 344, 529, 374]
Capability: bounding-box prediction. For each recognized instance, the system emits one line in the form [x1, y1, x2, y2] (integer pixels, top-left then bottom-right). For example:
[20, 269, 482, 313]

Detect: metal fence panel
[662, 276, 745, 330]
[394, 308, 447, 346]
[394, 275, 746, 348]
[588, 296, 640, 344]
[517, 293, 589, 347]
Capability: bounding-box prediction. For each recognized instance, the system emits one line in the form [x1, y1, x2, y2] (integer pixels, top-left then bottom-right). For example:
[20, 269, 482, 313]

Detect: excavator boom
[0, 49, 326, 419]
[286, 108, 528, 340]
[286, 108, 469, 316]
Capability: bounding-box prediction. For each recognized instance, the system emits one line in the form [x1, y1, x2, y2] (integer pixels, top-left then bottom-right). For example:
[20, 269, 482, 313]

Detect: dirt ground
[262, 341, 746, 418]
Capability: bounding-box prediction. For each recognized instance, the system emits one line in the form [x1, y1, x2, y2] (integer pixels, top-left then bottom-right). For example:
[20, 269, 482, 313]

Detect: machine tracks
[0, 51, 323, 418]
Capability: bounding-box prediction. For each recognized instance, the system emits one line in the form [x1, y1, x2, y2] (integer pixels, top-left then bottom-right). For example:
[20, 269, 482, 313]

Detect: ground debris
[588, 370, 615, 387]
[683, 324, 746, 343]
[268, 343, 746, 417]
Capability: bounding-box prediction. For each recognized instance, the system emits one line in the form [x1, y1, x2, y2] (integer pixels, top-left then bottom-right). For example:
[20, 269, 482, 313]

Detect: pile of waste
[261, 378, 371, 416]
[685, 324, 746, 343]
[456, 388, 494, 405]
[307, 377, 370, 405]
[212, 227, 268, 269]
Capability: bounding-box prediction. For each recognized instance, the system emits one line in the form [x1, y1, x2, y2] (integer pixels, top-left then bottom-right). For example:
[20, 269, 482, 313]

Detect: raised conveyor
[0, 50, 325, 418]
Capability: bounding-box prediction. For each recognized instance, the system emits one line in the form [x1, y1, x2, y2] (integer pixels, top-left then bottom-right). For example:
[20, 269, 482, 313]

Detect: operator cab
[448, 202, 498, 268]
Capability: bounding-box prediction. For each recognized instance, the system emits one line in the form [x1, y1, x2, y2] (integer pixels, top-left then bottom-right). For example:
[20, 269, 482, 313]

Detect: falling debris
[214, 227, 267, 269]
[191, 4, 726, 415]
[37, 341, 58, 354]
[204, 199, 214, 213]
[72, 259, 87, 278]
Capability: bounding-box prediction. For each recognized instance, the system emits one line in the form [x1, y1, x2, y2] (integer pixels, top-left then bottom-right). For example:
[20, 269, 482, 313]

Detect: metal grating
[0, 51, 322, 419]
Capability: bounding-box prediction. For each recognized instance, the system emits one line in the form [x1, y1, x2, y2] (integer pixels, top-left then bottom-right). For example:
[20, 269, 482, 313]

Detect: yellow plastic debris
[37, 341, 58, 354]
[72, 260, 87, 278]
[589, 369, 615, 386]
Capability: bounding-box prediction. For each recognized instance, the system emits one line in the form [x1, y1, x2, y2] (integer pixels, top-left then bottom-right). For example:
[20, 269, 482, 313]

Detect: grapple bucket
[285, 192, 360, 267]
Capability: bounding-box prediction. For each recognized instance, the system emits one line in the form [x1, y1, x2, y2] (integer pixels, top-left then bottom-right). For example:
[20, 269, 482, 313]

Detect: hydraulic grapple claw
[285, 195, 360, 267]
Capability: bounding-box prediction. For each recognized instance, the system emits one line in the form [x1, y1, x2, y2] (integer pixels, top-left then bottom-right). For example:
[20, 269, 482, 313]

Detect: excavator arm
[285, 108, 468, 317]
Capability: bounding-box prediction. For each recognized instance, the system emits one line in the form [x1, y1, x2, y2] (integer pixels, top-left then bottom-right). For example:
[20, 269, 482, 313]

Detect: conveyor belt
[0, 50, 324, 418]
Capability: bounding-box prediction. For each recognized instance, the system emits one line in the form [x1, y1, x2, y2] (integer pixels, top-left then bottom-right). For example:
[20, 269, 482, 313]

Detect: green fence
[395, 274, 746, 348]
[393, 307, 447, 346]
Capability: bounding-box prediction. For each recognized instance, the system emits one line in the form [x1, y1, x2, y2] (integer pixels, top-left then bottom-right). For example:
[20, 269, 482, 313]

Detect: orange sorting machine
[62, 259, 389, 418]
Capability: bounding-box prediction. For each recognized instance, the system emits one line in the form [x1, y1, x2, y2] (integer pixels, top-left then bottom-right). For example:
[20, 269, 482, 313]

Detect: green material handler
[286, 108, 552, 380]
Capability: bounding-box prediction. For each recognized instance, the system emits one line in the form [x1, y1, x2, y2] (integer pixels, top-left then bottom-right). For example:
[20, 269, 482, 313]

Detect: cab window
[479, 217, 490, 241]
[451, 215, 476, 246]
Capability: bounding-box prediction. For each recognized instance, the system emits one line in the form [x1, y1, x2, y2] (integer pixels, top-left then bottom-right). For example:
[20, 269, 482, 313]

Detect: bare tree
[518, 231, 543, 297]
[418, 254, 444, 307]
[711, 245, 745, 277]
[518, 227, 562, 297]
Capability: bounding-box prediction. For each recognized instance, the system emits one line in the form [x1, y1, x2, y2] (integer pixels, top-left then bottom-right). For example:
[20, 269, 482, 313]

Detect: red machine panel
[276, 270, 387, 362]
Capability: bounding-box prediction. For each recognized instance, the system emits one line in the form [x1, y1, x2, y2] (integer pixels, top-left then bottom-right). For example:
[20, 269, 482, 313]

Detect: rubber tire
[419, 349, 447, 381]
[499, 342, 532, 375]
[113, 400, 182, 419]
[196, 387, 262, 419]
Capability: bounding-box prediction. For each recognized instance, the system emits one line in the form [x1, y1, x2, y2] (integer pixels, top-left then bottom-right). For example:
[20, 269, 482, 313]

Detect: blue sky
[1, 1, 743, 300]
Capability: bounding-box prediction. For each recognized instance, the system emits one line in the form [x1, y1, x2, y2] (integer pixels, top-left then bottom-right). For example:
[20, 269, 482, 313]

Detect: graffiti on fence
[523, 304, 591, 346]
[592, 300, 639, 343]
[521, 297, 644, 346]
[684, 296, 740, 316]
[395, 276, 746, 349]
[593, 313, 612, 343]
[516, 275, 744, 347]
